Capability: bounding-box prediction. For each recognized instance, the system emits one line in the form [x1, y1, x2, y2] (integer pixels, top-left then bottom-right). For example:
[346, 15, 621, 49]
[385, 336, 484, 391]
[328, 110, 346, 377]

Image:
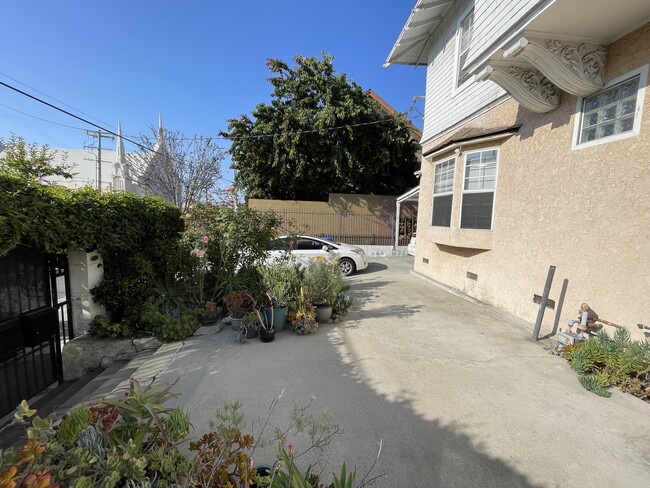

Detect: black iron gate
[0, 247, 73, 420]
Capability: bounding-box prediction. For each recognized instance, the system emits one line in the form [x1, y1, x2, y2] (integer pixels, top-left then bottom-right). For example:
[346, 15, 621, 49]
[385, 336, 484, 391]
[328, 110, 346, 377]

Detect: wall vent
[422, 257, 429, 264]
[533, 294, 556, 310]
[466, 271, 478, 281]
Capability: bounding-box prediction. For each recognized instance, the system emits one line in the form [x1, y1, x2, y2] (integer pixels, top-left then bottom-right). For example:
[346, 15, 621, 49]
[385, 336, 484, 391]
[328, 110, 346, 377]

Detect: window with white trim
[574, 65, 649, 148]
[460, 149, 497, 230]
[456, 9, 475, 87]
[578, 75, 640, 144]
[432, 158, 455, 227]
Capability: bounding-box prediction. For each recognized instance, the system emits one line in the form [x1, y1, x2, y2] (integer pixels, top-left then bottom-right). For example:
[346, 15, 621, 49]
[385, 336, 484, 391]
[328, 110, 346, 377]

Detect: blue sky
[0, 1, 423, 182]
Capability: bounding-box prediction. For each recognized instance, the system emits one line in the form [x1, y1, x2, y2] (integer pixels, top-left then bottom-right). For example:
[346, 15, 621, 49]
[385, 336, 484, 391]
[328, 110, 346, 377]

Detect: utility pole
[84, 129, 114, 192]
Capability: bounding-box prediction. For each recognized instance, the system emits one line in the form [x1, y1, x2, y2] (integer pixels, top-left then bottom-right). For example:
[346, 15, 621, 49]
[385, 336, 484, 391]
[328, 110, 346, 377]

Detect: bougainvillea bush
[181, 194, 279, 306]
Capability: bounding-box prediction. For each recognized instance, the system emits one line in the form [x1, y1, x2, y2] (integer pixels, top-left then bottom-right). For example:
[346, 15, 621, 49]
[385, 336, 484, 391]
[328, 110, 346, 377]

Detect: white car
[407, 233, 416, 256]
[268, 235, 368, 276]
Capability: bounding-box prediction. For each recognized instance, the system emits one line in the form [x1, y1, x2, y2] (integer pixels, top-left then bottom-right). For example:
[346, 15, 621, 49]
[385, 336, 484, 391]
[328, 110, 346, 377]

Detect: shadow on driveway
[159, 328, 542, 488]
[356, 262, 388, 274]
[146, 257, 649, 488]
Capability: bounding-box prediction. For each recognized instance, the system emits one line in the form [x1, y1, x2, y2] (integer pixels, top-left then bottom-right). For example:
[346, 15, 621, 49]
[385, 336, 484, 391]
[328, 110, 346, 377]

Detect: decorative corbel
[476, 61, 560, 113]
[503, 36, 607, 97]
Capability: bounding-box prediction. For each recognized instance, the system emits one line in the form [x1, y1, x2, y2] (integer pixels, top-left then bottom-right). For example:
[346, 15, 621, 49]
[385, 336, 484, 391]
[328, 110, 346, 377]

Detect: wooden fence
[266, 209, 415, 246]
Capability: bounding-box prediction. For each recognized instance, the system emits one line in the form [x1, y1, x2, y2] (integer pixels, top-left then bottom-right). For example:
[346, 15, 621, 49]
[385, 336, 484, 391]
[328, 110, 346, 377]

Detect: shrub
[0, 170, 186, 334]
[258, 260, 301, 308]
[182, 202, 279, 305]
[303, 257, 348, 305]
[563, 328, 650, 400]
[89, 315, 137, 339]
[138, 302, 199, 342]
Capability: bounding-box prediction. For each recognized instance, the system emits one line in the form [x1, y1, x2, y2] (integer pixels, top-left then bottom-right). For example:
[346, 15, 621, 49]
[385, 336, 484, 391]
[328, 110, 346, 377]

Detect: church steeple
[152, 112, 165, 154]
[116, 121, 125, 165]
[112, 120, 126, 191]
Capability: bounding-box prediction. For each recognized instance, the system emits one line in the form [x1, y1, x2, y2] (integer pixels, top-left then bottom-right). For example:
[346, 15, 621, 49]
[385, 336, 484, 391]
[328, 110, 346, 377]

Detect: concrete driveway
[142, 257, 650, 488]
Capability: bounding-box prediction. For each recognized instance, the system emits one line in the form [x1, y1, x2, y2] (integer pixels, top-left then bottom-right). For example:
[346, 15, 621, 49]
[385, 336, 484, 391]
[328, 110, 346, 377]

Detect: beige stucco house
[387, 0, 650, 339]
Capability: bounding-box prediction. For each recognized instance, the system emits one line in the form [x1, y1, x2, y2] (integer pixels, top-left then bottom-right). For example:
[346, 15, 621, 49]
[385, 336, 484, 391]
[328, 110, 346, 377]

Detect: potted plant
[303, 257, 347, 323]
[258, 261, 300, 331]
[287, 286, 319, 335]
[223, 290, 254, 330]
[198, 300, 222, 326]
[236, 311, 260, 342]
[246, 293, 276, 343]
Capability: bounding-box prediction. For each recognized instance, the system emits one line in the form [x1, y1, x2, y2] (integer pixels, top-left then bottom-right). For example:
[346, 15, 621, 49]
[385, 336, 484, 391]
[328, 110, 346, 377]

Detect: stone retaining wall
[62, 334, 161, 381]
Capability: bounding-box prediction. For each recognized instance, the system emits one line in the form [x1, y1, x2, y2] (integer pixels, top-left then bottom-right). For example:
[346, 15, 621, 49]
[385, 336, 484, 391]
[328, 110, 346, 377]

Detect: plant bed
[561, 329, 650, 401]
[1, 379, 359, 488]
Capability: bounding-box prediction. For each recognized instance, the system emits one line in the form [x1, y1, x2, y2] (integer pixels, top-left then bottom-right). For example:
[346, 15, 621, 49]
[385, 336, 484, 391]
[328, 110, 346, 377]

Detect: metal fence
[268, 210, 415, 246]
[0, 247, 70, 421]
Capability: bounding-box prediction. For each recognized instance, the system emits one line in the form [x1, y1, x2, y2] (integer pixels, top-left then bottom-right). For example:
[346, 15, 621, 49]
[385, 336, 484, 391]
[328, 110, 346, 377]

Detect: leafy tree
[223, 53, 420, 201]
[127, 128, 226, 212]
[0, 134, 74, 181]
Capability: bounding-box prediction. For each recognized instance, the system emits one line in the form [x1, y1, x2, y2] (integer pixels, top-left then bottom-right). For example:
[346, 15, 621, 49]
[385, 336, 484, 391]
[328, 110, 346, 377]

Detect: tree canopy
[223, 54, 420, 201]
[128, 128, 225, 213]
[0, 134, 74, 181]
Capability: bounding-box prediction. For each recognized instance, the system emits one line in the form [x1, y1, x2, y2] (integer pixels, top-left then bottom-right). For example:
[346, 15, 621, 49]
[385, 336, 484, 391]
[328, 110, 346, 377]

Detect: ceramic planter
[198, 315, 220, 326]
[244, 325, 258, 339]
[229, 316, 243, 330]
[259, 327, 275, 343]
[315, 304, 333, 323]
[262, 306, 288, 331]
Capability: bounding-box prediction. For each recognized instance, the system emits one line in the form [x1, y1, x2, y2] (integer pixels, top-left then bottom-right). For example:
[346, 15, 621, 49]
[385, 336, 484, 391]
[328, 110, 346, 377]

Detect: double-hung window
[432, 158, 455, 227]
[456, 9, 475, 87]
[576, 65, 647, 147]
[460, 149, 498, 230]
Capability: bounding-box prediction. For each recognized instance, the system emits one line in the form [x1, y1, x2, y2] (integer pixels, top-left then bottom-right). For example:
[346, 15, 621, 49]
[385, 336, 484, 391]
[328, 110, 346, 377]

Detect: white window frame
[572, 64, 648, 150]
[431, 158, 456, 227]
[459, 147, 499, 231]
[452, 6, 475, 94]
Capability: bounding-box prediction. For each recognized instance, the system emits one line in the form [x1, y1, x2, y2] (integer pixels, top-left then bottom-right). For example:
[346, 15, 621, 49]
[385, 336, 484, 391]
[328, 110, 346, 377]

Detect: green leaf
[14, 400, 37, 420]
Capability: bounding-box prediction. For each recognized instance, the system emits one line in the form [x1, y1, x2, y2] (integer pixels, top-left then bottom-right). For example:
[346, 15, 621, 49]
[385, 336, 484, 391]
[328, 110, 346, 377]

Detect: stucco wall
[415, 24, 650, 340]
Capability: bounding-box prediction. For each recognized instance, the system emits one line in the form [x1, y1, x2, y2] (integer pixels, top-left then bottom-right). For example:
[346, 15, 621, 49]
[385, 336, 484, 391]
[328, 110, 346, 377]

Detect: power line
[0, 72, 117, 130]
[0, 78, 414, 188]
[0, 80, 160, 154]
[0, 103, 88, 131]
[0, 79, 412, 144]
[0, 107, 69, 147]
[220, 117, 397, 140]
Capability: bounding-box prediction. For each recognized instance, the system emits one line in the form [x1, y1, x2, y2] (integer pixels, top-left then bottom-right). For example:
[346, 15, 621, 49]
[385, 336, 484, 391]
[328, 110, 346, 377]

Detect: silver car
[268, 235, 368, 276]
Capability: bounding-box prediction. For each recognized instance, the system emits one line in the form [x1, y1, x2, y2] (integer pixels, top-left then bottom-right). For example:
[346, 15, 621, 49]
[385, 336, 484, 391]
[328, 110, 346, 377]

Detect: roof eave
[385, 0, 457, 67]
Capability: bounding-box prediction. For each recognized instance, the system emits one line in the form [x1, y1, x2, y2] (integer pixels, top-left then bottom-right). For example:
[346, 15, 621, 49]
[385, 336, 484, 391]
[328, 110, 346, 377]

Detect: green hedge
[0, 173, 183, 256]
[0, 173, 184, 329]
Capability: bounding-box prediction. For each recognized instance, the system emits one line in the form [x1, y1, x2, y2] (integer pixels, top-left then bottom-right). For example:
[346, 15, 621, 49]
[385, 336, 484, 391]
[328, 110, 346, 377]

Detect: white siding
[466, 0, 547, 67]
[422, 0, 505, 142]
